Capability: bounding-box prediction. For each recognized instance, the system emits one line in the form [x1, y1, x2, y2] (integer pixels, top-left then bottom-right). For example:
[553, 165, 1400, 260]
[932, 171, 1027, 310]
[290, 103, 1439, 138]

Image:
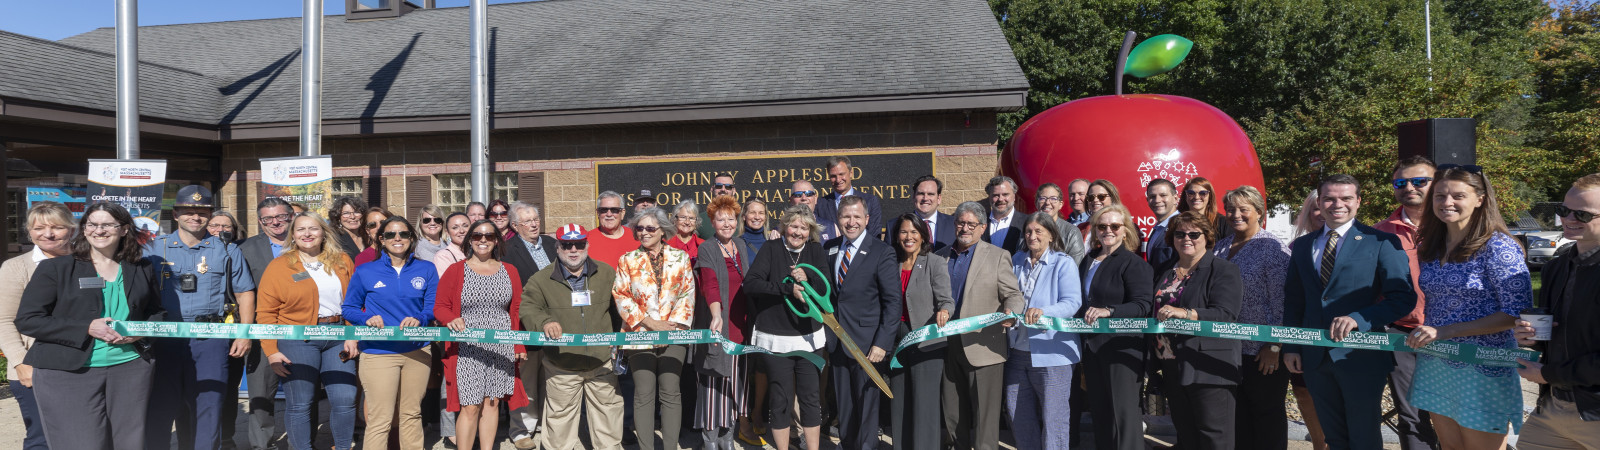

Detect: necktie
[1320, 230, 1340, 285]
[838, 242, 852, 285]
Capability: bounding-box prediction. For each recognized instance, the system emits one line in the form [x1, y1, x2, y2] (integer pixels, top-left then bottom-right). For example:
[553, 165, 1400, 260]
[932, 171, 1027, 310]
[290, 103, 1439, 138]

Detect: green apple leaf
[1124, 34, 1193, 78]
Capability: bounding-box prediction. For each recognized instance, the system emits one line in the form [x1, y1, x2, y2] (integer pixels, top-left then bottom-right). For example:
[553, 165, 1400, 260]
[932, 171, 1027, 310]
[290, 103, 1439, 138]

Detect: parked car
[1524, 230, 1574, 270]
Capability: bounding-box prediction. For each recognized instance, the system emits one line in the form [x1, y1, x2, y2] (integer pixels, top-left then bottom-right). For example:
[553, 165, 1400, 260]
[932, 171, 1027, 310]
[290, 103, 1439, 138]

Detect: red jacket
[433, 260, 528, 412]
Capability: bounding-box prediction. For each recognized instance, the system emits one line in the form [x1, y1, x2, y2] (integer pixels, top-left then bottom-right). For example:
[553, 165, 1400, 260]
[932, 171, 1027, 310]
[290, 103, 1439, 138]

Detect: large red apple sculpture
[1003, 32, 1266, 237]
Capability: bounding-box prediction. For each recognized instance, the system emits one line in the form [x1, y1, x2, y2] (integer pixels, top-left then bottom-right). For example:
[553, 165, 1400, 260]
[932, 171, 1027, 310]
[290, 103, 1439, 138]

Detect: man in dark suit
[234, 197, 294, 450]
[823, 196, 902, 450]
[815, 156, 884, 238]
[981, 176, 1025, 254]
[1283, 174, 1417, 450]
[938, 201, 1025, 450]
[1143, 178, 1179, 268]
[501, 201, 557, 448]
[908, 175, 956, 253]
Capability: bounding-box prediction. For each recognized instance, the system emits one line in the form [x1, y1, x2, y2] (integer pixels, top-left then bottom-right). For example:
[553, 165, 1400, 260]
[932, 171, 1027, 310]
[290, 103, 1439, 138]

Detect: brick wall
[221, 112, 1001, 235]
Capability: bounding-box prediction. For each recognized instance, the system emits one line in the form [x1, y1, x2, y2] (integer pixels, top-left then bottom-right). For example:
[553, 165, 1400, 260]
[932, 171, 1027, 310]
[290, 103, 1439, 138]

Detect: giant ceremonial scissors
[784, 263, 893, 398]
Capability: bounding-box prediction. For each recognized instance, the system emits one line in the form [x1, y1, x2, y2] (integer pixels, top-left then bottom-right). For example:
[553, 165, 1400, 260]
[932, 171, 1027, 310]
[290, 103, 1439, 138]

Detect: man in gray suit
[234, 197, 294, 450]
[937, 201, 1025, 450]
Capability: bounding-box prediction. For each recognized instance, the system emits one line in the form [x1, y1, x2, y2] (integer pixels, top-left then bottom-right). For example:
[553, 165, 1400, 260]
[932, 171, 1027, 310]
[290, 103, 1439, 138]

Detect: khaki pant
[358, 348, 431, 450]
[1518, 396, 1600, 450]
[541, 358, 625, 450]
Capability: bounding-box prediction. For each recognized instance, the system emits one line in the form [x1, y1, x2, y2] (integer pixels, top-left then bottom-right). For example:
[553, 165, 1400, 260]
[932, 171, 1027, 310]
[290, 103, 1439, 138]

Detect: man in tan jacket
[0, 201, 76, 450]
[937, 201, 1024, 450]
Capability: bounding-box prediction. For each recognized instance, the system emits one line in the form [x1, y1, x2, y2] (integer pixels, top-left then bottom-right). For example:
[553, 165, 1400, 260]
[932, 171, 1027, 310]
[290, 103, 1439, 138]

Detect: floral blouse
[1418, 232, 1532, 376]
[1213, 230, 1290, 355]
[613, 246, 697, 350]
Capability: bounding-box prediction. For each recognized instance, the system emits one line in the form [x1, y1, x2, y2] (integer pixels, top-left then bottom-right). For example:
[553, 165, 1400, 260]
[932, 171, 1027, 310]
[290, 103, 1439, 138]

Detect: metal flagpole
[115, 0, 140, 159]
[301, 0, 323, 157]
[469, 0, 490, 203]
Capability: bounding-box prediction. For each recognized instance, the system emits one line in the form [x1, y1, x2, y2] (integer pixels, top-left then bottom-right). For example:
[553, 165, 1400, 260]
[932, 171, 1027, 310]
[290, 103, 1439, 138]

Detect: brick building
[0, 0, 1026, 248]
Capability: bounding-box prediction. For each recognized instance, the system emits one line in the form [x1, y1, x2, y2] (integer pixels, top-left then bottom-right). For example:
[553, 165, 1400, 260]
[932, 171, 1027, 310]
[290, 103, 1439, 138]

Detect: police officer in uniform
[143, 185, 257, 450]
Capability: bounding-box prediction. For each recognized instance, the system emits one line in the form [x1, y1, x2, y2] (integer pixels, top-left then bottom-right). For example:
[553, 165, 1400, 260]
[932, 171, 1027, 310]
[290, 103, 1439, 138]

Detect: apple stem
[1114, 30, 1136, 95]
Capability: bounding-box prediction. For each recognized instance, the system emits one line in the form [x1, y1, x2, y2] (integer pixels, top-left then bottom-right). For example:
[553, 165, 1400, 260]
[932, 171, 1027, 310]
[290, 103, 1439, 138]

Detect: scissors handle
[782, 263, 833, 321]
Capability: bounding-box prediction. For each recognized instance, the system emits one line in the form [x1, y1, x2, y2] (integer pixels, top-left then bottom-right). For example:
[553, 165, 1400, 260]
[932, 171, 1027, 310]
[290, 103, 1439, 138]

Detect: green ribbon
[887, 313, 1540, 370]
[112, 321, 827, 369]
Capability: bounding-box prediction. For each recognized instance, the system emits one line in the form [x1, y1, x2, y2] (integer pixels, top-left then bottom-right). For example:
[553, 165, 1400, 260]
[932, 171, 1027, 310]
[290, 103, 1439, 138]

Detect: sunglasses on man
[1557, 204, 1597, 224]
[558, 241, 588, 250]
[791, 190, 817, 198]
[1392, 177, 1433, 189]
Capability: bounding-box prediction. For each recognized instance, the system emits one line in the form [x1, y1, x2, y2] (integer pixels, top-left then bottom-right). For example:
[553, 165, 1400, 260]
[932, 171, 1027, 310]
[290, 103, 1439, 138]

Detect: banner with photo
[259, 156, 333, 217]
[87, 159, 168, 236]
[25, 186, 88, 220]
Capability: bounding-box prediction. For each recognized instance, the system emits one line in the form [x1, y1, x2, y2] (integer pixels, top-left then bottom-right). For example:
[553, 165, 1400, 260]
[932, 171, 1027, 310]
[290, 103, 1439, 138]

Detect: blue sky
[0, 0, 531, 41]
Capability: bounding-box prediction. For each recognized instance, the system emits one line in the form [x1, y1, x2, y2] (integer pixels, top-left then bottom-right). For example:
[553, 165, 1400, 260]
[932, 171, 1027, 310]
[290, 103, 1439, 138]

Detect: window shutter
[406, 175, 430, 223]
[366, 176, 385, 211]
[518, 172, 545, 216]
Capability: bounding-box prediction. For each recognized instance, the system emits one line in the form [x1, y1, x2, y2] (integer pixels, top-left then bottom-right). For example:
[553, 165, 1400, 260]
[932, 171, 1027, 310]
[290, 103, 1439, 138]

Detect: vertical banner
[26, 186, 88, 219]
[258, 156, 333, 217]
[88, 159, 168, 236]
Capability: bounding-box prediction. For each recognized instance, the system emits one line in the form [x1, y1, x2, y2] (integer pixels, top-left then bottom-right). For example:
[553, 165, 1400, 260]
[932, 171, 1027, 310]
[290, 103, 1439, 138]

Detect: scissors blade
[820, 313, 894, 399]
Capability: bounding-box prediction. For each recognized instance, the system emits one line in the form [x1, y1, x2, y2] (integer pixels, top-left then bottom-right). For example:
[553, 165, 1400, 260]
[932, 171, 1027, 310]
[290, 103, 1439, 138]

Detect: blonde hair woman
[256, 213, 359, 450]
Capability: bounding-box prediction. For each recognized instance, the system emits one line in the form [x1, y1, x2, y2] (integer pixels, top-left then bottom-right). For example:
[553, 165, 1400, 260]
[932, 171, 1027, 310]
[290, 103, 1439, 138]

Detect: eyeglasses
[1439, 164, 1484, 174]
[340, 211, 362, 217]
[675, 215, 696, 223]
[596, 207, 624, 215]
[365, 222, 381, 229]
[954, 220, 982, 230]
[84, 222, 123, 231]
[381, 231, 414, 240]
[1557, 204, 1597, 223]
[714, 183, 736, 190]
[1184, 190, 1210, 197]
[1095, 223, 1124, 232]
[1173, 230, 1205, 241]
[514, 220, 539, 227]
[468, 232, 498, 241]
[635, 225, 661, 234]
[558, 241, 588, 250]
[489, 211, 508, 218]
[1038, 196, 1062, 203]
[1090, 194, 1111, 202]
[260, 214, 292, 224]
[1392, 177, 1434, 189]
[420, 217, 443, 225]
[791, 190, 817, 198]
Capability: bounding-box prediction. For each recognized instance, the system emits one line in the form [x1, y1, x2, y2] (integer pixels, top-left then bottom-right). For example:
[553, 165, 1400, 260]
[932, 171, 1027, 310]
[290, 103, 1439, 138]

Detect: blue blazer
[1283, 223, 1417, 374]
[1010, 250, 1083, 367]
[823, 234, 904, 356]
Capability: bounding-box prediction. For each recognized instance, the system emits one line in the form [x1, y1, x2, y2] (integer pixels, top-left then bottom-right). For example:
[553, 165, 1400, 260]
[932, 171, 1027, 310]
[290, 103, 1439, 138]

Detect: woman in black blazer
[14, 202, 163, 450]
[741, 204, 830, 450]
[1150, 211, 1243, 450]
[1077, 203, 1152, 450]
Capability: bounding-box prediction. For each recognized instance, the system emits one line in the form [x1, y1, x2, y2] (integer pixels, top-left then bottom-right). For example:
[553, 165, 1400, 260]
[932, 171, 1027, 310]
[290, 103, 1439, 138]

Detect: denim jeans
[10, 378, 48, 450]
[277, 339, 359, 450]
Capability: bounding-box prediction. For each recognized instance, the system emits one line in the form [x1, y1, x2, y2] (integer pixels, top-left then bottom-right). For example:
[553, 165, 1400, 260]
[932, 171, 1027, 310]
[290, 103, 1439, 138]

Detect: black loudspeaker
[1398, 118, 1477, 166]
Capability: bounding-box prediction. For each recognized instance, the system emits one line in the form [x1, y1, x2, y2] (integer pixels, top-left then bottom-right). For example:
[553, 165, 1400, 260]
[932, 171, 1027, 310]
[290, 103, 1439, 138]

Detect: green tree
[1528, 0, 1600, 195]
[988, 0, 1556, 218]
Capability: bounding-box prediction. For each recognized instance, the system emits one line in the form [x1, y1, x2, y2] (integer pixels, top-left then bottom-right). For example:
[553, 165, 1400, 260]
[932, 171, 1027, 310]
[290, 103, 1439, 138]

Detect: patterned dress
[1411, 232, 1531, 434]
[456, 265, 517, 405]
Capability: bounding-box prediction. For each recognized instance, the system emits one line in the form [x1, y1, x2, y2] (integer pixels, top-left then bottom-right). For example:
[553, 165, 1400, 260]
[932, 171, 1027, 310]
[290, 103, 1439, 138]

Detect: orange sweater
[255, 251, 354, 356]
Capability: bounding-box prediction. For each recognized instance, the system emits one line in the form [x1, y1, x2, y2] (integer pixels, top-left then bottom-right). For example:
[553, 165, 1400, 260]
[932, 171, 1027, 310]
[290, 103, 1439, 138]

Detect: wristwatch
[1269, 345, 1282, 352]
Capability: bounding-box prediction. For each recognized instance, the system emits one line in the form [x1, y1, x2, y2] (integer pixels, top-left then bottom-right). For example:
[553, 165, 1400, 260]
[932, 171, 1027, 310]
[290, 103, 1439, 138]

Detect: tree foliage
[989, 0, 1587, 222]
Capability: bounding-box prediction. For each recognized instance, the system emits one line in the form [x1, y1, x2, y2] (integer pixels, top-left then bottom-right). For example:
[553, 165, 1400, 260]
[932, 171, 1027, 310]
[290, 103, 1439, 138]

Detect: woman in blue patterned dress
[1404, 165, 1532, 449]
[1214, 186, 1291, 450]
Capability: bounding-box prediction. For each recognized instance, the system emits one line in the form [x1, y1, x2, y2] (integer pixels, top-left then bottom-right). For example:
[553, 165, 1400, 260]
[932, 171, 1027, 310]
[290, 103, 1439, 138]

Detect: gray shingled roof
[13, 0, 1025, 126]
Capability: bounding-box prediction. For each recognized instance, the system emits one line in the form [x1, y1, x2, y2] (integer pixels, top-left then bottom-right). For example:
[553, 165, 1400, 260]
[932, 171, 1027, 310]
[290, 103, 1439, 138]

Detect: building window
[493, 172, 518, 202]
[354, 0, 389, 10]
[436, 174, 470, 213]
[331, 177, 365, 202]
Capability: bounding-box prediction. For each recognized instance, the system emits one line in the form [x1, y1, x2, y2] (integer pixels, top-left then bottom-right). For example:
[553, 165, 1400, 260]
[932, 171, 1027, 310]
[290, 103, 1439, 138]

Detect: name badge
[571, 290, 592, 307]
[78, 277, 106, 289]
[828, 247, 840, 255]
[291, 272, 311, 282]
